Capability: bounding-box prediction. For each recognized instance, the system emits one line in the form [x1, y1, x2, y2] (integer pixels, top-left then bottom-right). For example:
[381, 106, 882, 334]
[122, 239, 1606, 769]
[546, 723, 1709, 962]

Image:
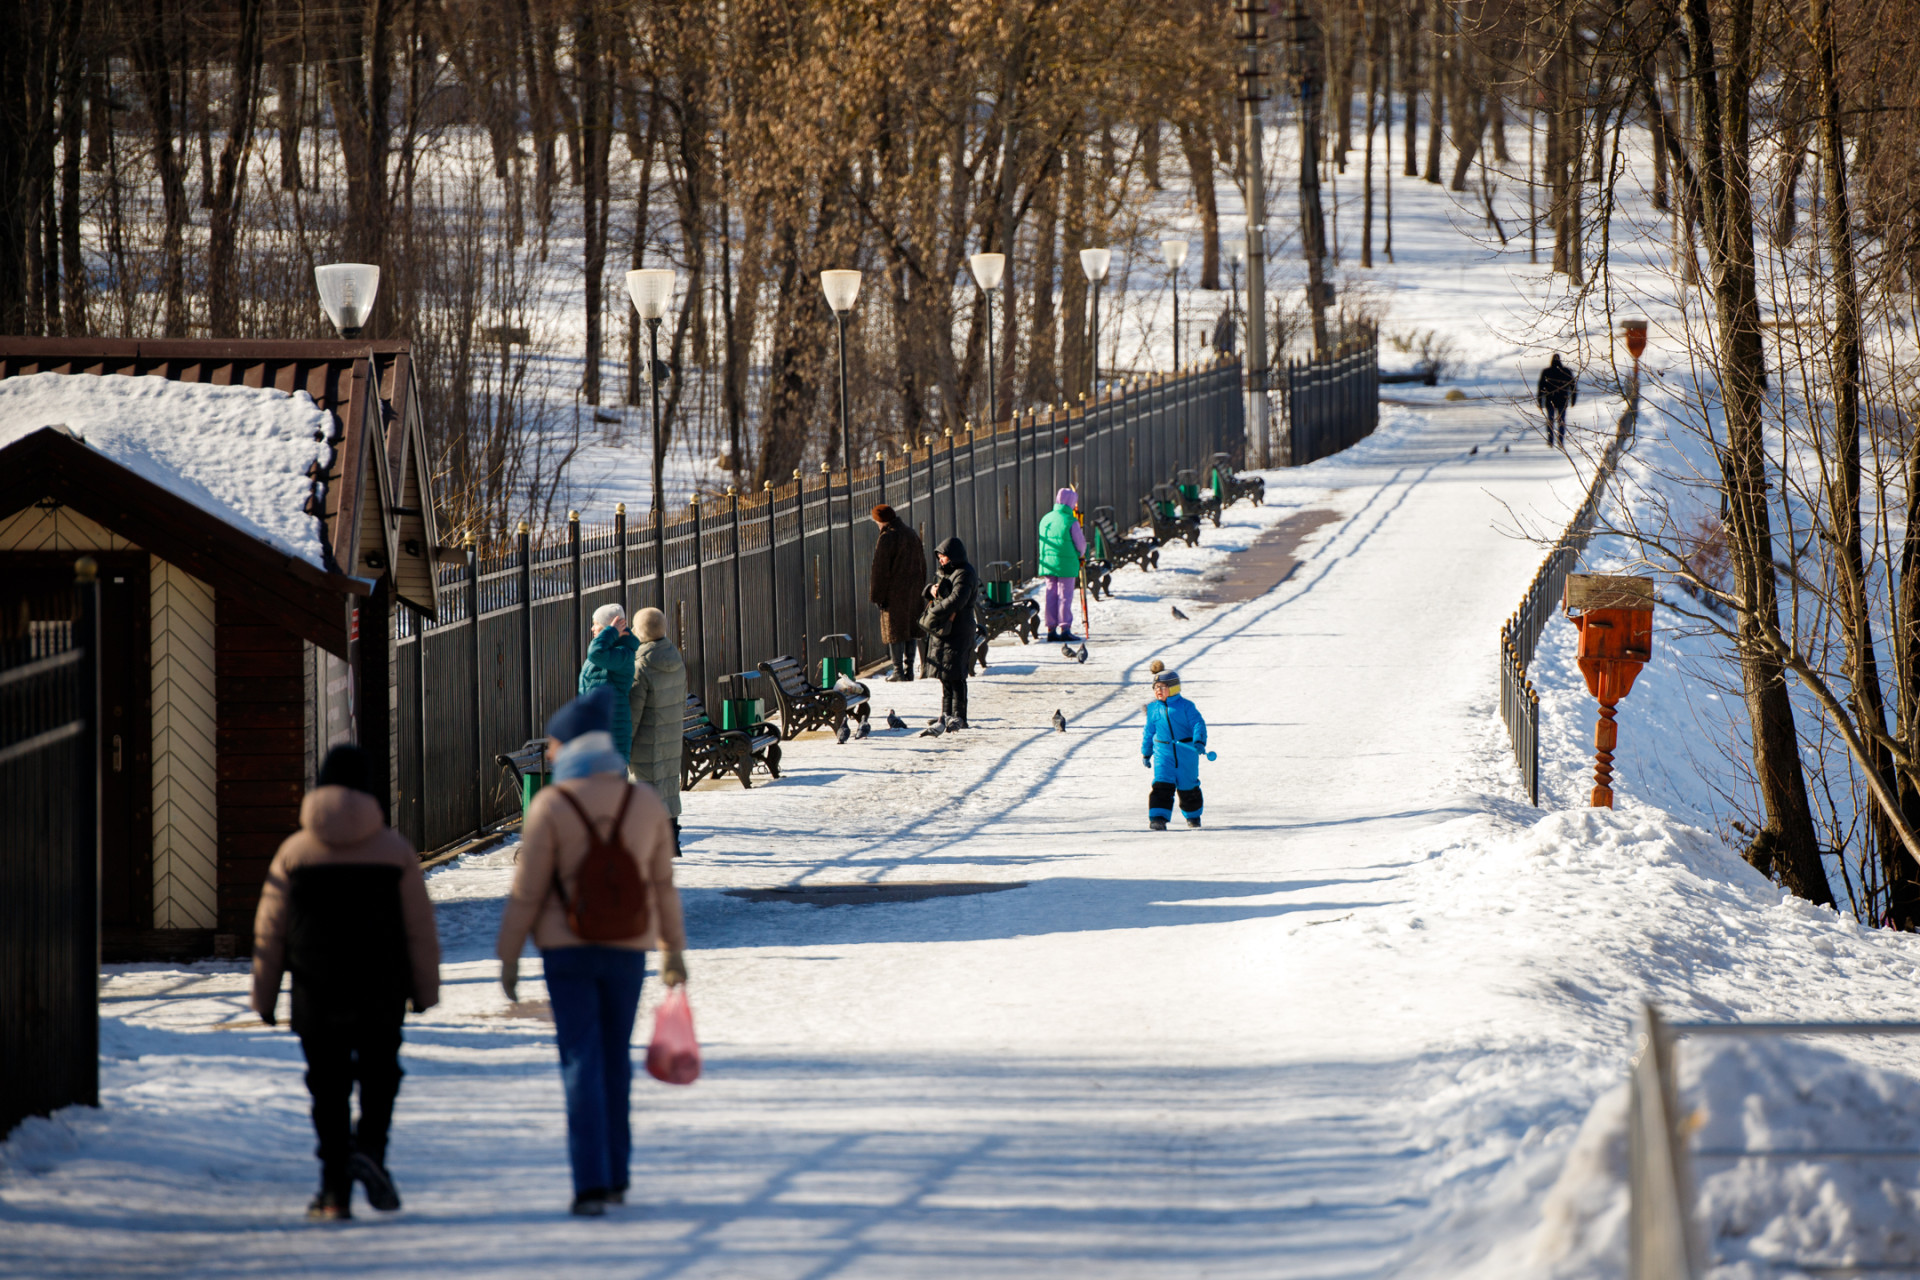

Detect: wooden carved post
[1565, 574, 1654, 808]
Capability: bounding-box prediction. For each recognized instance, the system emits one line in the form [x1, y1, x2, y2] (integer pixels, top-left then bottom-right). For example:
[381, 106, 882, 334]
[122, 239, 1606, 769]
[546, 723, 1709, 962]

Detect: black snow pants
[940, 675, 968, 727]
[1542, 396, 1569, 446]
[1148, 780, 1204, 821]
[295, 990, 406, 1195]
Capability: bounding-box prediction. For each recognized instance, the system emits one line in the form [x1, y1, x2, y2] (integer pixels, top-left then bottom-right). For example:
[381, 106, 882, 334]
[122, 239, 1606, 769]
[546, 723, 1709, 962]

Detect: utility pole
[1236, 0, 1273, 467]
[1291, 1, 1332, 355]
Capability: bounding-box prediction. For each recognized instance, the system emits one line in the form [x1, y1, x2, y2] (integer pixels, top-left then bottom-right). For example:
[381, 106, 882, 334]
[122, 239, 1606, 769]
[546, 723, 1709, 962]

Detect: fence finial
[727, 485, 737, 497]
[821, 461, 831, 473]
[615, 501, 625, 516]
[764, 479, 773, 490]
[567, 509, 579, 522]
[515, 520, 528, 535]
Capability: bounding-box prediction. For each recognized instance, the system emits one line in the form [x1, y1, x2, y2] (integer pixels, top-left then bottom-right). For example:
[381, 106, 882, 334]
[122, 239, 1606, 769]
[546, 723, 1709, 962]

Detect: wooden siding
[150, 562, 218, 930]
[215, 597, 305, 936]
[0, 502, 140, 552]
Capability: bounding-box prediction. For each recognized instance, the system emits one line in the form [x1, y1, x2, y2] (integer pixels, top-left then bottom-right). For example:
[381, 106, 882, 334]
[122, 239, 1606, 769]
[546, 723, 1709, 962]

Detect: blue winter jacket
[1141, 694, 1207, 787]
[578, 627, 640, 759]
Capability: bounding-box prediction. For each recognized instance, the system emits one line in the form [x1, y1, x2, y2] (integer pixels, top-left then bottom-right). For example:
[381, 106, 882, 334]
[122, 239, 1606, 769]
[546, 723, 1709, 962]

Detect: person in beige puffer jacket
[252, 744, 440, 1222]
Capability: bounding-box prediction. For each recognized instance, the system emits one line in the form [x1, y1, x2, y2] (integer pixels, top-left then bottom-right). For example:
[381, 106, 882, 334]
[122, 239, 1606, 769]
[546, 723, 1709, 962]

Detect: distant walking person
[497, 687, 687, 1218]
[251, 744, 441, 1221]
[1037, 487, 1088, 643]
[920, 536, 979, 729]
[627, 606, 687, 853]
[1536, 353, 1577, 448]
[1142, 668, 1208, 830]
[868, 504, 928, 681]
[579, 604, 639, 760]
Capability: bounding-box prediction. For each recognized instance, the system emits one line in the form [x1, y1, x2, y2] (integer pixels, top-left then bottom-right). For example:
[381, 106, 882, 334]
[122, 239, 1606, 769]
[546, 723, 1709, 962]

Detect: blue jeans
[542, 946, 646, 1196]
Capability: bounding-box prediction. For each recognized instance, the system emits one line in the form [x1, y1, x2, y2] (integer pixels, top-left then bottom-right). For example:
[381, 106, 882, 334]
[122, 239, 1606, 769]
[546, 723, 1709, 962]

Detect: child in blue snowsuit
[1141, 668, 1207, 830]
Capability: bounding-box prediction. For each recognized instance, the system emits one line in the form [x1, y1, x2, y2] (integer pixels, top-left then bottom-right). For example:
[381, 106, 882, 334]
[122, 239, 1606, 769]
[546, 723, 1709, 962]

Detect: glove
[661, 950, 689, 987]
[1143, 755, 1151, 769]
[500, 955, 519, 1004]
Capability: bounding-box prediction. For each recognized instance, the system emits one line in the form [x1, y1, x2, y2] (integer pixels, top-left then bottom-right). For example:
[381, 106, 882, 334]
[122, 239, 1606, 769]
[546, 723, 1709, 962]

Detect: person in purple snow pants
[1036, 487, 1088, 643]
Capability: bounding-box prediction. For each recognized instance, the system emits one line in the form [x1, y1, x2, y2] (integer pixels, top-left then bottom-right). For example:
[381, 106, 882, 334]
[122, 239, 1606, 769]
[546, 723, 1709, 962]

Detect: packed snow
[0, 371, 331, 567]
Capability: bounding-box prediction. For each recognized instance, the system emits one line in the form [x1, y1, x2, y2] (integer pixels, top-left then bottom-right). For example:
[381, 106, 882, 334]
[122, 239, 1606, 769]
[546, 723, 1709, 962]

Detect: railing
[1498, 392, 1638, 805]
[0, 560, 98, 1139]
[1628, 1003, 1920, 1280]
[1283, 325, 1379, 466]
[391, 358, 1247, 852]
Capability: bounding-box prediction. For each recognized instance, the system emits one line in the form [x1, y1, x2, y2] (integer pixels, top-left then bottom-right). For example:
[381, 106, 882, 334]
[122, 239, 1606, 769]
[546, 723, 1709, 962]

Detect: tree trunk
[1423, 2, 1445, 183]
[129, 0, 190, 336]
[59, 2, 85, 335]
[206, 0, 262, 338]
[575, 0, 611, 404]
[1025, 153, 1059, 406]
[323, 0, 395, 294]
[1402, 3, 1419, 177]
[1059, 140, 1088, 401]
[1178, 122, 1221, 290]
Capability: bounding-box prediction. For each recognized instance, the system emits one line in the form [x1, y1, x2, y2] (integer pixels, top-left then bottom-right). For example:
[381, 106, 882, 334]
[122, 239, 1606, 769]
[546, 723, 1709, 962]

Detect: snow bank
[0, 372, 331, 568]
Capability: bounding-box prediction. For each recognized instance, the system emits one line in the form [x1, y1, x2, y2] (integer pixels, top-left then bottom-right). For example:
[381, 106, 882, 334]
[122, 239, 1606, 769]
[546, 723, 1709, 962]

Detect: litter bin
[982, 561, 1017, 607]
[718, 671, 764, 731]
[1175, 468, 1202, 504]
[818, 633, 856, 687]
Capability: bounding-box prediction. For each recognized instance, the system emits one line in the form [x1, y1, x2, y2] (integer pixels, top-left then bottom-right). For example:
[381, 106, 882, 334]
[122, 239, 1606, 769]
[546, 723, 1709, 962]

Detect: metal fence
[393, 357, 1247, 852]
[1283, 325, 1379, 466]
[1, 562, 98, 1139]
[1498, 394, 1638, 805]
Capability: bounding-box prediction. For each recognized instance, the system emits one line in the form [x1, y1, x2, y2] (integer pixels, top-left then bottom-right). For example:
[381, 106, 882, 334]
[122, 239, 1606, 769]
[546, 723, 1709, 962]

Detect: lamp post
[1078, 248, 1111, 400]
[1225, 239, 1245, 357]
[314, 264, 380, 338]
[969, 252, 1006, 426]
[625, 267, 675, 608]
[821, 269, 862, 647]
[1162, 239, 1189, 369]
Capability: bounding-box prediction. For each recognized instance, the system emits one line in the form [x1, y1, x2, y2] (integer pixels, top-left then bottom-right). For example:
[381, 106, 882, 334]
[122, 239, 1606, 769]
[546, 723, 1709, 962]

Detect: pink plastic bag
[646, 987, 702, 1085]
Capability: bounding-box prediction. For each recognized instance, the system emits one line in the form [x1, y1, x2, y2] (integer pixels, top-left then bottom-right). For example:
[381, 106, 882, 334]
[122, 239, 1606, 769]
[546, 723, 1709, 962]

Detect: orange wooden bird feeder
[1564, 573, 1654, 808]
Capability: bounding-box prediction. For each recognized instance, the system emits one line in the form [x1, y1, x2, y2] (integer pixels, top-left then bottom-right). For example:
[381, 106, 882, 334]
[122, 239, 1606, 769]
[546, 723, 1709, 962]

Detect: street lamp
[969, 252, 1006, 426]
[1224, 239, 1245, 357]
[821, 268, 862, 646]
[314, 263, 380, 338]
[1078, 248, 1111, 399]
[1162, 239, 1189, 369]
[625, 266, 675, 608]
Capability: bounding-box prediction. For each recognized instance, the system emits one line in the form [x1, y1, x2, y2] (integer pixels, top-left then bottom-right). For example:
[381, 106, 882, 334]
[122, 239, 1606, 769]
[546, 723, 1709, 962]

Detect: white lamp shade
[969, 252, 1006, 291]
[625, 268, 676, 321]
[314, 263, 380, 336]
[1078, 248, 1111, 282]
[1228, 238, 1246, 264]
[1162, 239, 1189, 269]
[821, 269, 862, 313]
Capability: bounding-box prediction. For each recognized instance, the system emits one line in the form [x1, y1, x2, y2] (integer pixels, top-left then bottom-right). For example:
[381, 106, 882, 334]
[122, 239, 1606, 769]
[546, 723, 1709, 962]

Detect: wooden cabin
[0, 339, 444, 960]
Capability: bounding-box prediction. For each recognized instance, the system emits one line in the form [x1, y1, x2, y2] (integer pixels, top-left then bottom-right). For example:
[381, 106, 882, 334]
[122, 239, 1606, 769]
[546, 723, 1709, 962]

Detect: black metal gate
[1, 558, 99, 1139]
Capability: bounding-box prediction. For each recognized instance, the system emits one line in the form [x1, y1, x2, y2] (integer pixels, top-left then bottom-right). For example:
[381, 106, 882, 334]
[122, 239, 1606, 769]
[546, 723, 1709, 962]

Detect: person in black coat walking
[1536, 354, 1577, 447]
[920, 536, 978, 728]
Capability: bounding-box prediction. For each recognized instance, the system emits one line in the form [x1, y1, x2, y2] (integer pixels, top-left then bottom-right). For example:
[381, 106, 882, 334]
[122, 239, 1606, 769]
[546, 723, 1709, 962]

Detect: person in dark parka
[920, 536, 978, 728]
[868, 505, 927, 681]
[1536, 354, 1577, 448]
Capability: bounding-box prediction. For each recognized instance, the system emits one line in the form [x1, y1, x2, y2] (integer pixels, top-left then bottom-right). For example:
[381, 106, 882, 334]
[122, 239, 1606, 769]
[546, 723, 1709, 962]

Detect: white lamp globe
[315, 263, 380, 338]
[821, 269, 862, 313]
[625, 268, 676, 321]
[969, 252, 1006, 291]
[1162, 239, 1190, 270]
[1078, 248, 1112, 282]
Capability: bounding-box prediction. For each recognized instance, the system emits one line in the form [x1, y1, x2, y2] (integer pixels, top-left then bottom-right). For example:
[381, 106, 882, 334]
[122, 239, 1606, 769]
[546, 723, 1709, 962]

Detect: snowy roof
[0, 371, 331, 568]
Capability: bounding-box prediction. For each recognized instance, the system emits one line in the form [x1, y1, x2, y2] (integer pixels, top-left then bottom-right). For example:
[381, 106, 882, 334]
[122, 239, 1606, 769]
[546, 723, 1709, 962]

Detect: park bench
[681, 694, 782, 789]
[1091, 506, 1158, 574]
[495, 739, 550, 814]
[1172, 467, 1223, 528]
[1210, 452, 1265, 508]
[975, 561, 1041, 666]
[757, 654, 872, 740]
[1142, 485, 1201, 548]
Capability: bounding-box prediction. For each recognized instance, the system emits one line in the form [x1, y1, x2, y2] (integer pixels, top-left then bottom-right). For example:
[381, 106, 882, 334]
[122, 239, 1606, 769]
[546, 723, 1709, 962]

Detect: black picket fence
[1, 564, 98, 1139]
[393, 357, 1247, 852]
[1499, 393, 1640, 805]
[1284, 325, 1380, 466]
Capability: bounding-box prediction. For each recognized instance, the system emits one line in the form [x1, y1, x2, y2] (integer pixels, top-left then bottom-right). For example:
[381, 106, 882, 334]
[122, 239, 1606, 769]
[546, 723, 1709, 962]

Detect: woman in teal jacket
[578, 604, 640, 759]
[1140, 668, 1207, 830]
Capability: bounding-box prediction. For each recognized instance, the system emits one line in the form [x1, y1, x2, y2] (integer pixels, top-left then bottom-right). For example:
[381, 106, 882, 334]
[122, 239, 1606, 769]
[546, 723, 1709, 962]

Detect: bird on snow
[1051, 709, 1067, 732]
[834, 720, 850, 745]
[1171, 605, 1189, 621]
[1502, 444, 1510, 453]
[1469, 444, 1479, 455]
[1060, 643, 1077, 660]
[853, 719, 870, 740]
[919, 719, 945, 739]
[1074, 643, 1088, 664]
[886, 709, 907, 730]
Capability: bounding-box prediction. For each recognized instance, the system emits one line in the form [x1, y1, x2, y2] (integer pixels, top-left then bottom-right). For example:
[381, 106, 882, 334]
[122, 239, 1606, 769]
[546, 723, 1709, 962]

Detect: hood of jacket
[299, 785, 385, 847]
[935, 536, 968, 564]
[638, 636, 685, 673]
[1055, 487, 1077, 507]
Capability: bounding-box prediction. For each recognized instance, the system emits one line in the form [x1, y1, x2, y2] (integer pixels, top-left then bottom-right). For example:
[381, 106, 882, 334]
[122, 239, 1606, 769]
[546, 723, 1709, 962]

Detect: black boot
[351, 1152, 402, 1212]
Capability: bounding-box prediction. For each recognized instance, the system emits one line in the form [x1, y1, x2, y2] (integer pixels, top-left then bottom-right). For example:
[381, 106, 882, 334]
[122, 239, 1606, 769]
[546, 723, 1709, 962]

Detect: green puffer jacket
[578, 627, 639, 758]
[1036, 501, 1085, 579]
[628, 636, 687, 817]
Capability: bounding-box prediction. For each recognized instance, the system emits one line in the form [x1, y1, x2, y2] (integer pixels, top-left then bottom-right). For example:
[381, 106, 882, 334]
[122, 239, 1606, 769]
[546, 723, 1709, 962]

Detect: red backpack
[550, 785, 651, 941]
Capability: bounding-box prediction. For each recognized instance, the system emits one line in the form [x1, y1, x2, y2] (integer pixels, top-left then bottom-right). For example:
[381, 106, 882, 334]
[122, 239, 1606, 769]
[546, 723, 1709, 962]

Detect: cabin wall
[215, 597, 305, 938]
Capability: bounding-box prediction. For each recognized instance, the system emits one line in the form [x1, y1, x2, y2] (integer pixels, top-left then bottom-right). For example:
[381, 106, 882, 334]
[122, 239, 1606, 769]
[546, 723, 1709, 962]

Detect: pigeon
[919, 720, 945, 739]
[834, 720, 850, 745]
[1051, 709, 1067, 732]
[1061, 643, 1076, 660]
[1171, 605, 1189, 621]
[853, 719, 870, 740]
[1502, 444, 1510, 453]
[886, 709, 907, 730]
[1469, 444, 1479, 455]
[1074, 643, 1088, 664]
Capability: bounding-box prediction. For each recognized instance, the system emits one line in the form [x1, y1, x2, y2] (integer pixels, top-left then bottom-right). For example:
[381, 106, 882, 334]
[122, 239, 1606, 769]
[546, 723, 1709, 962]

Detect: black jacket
[1536, 359, 1577, 407]
[921, 536, 978, 681]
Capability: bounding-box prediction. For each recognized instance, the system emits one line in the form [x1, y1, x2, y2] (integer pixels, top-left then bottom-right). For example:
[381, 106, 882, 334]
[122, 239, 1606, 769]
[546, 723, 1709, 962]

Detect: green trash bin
[718, 672, 764, 730]
[818, 633, 856, 687]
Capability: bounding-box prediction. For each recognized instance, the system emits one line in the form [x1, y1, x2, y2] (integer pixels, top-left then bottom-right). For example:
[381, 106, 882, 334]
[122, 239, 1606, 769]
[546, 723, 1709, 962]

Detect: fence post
[796, 469, 810, 662]
[967, 424, 980, 552]
[467, 535, 482, 832]
[923, 436, 937, 554]
[691, 495, 708, 702]
[73, 555, 100, 1100]
[730, 488, 745, 677]
[946, 428, 959, 539]
[765, 480, 779, 660]
[568, 510, 583, 674]
[615, 502, 627, 602]
[517, 521, 534, 738]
